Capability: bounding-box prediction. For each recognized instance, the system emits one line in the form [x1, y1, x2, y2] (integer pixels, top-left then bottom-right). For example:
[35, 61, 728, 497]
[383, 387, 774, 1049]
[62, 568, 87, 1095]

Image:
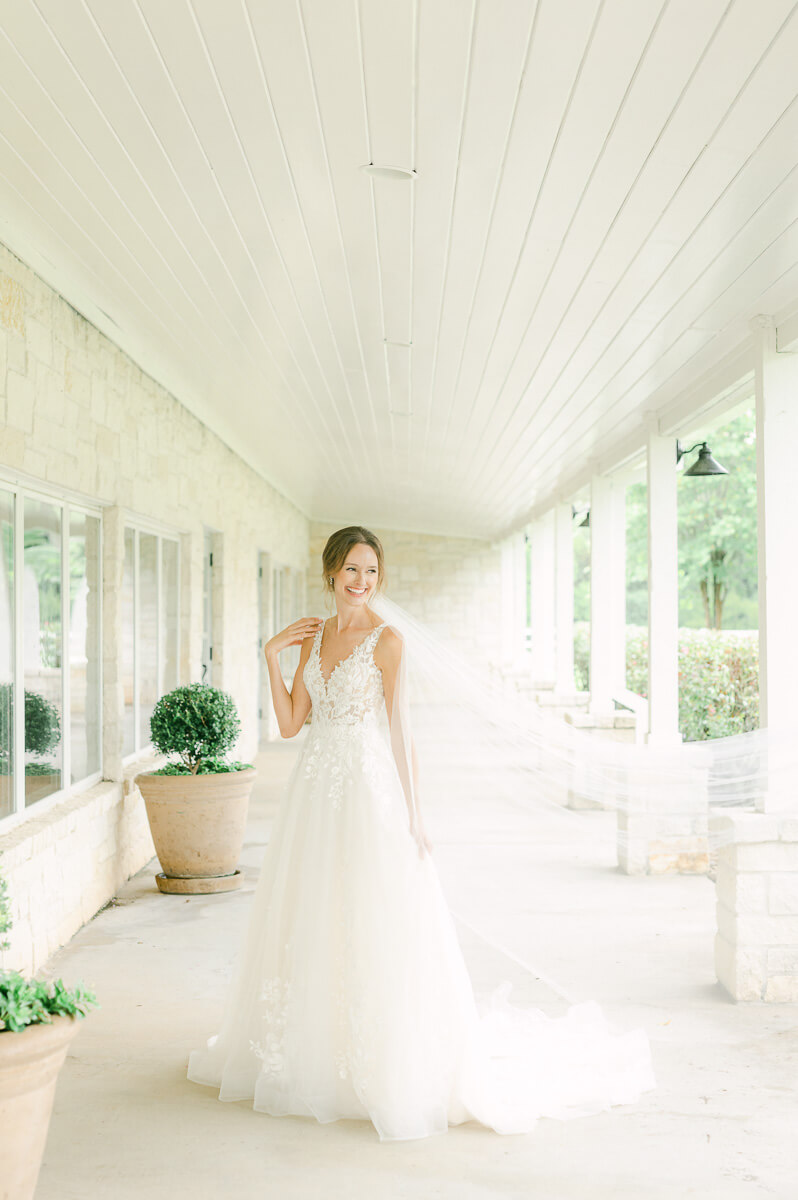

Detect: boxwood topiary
[149, 683, 253, 775]
[0, 684, 61, 773]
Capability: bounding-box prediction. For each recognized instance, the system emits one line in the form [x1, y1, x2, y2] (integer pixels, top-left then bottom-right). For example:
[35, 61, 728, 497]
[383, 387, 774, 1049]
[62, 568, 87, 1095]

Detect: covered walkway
[37, 742, 795, 1200]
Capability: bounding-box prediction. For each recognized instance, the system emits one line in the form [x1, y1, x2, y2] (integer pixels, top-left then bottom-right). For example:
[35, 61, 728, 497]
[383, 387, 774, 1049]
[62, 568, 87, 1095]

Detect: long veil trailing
[191, 590, 788, 1140]
[368, 592, 794, 873]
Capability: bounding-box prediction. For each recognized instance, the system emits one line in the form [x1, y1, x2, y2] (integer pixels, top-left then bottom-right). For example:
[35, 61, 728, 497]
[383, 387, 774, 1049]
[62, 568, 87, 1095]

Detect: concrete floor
[37, 741, 798, 1200]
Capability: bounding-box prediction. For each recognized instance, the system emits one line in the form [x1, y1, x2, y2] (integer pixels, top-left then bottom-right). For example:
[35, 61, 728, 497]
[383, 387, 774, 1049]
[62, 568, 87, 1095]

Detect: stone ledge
[0, 749, 164, 867]
[563, 710, 636, 730]
[0, 750, 164, 975]
[535, 690, 589, 708]
[710, 812, 798, 844]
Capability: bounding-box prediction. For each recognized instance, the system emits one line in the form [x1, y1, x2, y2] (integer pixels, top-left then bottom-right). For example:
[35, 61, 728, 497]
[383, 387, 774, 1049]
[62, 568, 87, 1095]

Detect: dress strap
[363, 622, 387, 660]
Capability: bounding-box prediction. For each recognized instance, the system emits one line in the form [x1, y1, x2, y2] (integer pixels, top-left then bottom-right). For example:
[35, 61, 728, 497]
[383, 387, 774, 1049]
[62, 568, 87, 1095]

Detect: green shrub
[675, 627, 758, 742]
[625, 625, 648, 699]
[155, 759, 253, 776]
[0, 973, 98, 1033]
[574, 622, 590, 692]
[572, 622, 759, 742]
[149, 683, 252, 775]
[0, 684, 61, 770]
[0, 856, 10, 953]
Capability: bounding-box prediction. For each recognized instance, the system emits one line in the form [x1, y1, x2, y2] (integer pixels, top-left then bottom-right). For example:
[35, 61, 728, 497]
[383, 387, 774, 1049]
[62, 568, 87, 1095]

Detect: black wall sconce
[675, 440, 729, 476]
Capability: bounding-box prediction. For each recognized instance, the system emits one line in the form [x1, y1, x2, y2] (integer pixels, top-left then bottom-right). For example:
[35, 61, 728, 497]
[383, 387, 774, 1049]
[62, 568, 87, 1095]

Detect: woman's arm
[376, 627, 433, 858]
[264, 617, 322, 738]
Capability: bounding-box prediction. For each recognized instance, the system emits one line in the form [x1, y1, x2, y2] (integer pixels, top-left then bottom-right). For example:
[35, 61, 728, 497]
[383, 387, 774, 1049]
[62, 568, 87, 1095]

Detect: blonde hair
[322, 526, 385, 596]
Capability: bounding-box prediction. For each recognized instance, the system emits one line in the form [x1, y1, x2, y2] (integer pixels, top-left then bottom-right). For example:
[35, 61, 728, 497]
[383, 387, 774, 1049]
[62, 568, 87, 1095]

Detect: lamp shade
[682, 443, 729, 476]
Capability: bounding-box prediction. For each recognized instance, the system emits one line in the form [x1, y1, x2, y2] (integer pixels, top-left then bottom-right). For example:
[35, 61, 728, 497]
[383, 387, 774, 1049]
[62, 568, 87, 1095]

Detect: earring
[328, 577, 334, 585]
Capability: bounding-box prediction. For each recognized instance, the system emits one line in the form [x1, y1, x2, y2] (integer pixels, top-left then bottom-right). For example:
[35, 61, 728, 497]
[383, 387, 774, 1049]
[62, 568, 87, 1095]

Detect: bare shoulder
[298, 618, 323, 663]
[374, 624, 402, 668]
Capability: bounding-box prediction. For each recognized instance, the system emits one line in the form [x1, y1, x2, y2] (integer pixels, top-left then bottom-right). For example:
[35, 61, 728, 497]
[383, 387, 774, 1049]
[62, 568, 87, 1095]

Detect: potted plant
[134, 683, 256, 895]
[0, 685, 62, 808]
[0, 861, 97, 1200]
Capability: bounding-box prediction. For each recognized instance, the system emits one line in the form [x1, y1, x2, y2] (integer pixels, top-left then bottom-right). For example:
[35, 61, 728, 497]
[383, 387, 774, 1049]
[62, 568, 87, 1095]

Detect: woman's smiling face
[332, 542, 380, 607]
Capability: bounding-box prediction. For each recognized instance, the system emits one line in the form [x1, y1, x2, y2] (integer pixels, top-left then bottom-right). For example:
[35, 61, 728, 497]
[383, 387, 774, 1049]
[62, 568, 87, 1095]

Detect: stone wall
[0, 240, 310, 973]
[308, 521, 504, 667]
[0, 759, 160, 976]
[713, 812, 798, 1002]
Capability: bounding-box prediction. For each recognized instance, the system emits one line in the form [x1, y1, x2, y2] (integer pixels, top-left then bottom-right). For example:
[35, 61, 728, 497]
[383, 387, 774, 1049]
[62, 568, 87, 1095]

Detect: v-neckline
[317, 619, 384, 687]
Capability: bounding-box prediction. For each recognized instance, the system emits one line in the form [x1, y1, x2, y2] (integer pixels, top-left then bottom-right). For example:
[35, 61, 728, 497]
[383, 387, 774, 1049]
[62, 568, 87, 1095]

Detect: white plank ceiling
[1, 0, 798, 538]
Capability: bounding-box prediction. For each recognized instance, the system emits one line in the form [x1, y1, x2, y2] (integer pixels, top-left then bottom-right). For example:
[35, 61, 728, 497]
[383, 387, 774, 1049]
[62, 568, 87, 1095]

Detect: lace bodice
[304, 620, 387, 727]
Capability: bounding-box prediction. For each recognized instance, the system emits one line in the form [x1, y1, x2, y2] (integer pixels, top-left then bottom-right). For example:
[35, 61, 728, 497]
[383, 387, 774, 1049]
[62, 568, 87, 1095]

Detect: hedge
[573, 622, 759, 742]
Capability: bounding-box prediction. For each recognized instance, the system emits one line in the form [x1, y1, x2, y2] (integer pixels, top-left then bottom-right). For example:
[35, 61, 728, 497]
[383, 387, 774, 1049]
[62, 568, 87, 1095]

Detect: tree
[625, 409, 758, 631]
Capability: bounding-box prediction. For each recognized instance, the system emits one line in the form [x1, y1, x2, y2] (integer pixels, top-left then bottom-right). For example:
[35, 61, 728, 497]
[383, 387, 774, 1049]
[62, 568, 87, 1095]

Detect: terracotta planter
[135, 768, 257, 894]
[0, 1015, 82, 1200]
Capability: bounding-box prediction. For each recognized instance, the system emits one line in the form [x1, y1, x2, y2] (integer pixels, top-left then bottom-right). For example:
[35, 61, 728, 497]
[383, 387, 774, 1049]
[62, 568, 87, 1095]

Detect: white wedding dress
[187, 621, 657, 1141]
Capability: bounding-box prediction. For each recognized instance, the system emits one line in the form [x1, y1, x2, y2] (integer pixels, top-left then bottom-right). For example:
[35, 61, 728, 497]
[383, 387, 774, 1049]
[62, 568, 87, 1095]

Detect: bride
[187, 525, 657, 1141]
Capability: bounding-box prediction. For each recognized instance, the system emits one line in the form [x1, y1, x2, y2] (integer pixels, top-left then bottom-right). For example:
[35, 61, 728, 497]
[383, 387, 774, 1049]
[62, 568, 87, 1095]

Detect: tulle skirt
[187, 722, 657, 1141]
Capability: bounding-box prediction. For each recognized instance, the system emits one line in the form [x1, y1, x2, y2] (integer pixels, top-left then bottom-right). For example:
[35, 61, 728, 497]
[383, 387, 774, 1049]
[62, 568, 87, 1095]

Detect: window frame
[0, 470, 104, 833]
[121, 519, 182, 767]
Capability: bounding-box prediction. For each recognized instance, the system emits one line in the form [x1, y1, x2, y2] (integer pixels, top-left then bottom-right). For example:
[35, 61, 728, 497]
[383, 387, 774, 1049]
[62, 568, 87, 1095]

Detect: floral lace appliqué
[249, 976, 293, 1077]
[301, 624, 388, 812]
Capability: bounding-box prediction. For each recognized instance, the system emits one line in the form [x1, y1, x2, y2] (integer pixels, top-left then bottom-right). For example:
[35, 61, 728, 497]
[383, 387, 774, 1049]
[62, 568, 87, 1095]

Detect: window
[0, 479, 102, 827]
[201, 531, 213, 685]
[121, 524, 180, 758]
[69, 509, 102, 783]
[271, 564, 305, 680]
[122, 527, 136, 756]
[0, 489, 14, 820]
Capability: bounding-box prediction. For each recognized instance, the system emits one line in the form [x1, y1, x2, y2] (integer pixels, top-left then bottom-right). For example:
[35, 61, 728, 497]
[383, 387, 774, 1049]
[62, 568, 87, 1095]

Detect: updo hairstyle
[322, 526, 385, 597]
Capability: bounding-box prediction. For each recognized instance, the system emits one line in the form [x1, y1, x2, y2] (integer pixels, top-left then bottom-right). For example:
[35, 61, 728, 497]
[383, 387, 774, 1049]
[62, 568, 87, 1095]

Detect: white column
[553, 502, 575, 693]
[709, 317, 798, 992]
[528, 511, 556, 685]
[589, 474, 626, 715]
[500, 532, 527, 665]
[753, 315, 798, 739]
[513, 530, 528, 661]
[646, 433, 681, 746]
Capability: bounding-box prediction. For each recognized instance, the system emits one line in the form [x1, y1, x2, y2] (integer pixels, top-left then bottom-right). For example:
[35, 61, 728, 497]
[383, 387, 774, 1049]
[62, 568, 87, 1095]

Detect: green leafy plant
[149, 683, 253, 775]
[0, 856, 11, 953]
[155, 759, 252, 776]
[0, 972, 98, 1033]
[624, 410, 758, 630]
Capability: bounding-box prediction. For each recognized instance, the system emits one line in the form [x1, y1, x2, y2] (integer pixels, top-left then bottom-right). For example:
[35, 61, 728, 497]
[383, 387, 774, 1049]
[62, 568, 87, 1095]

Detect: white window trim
[121, 522, 181, 764]
[1, 478, 104, 832]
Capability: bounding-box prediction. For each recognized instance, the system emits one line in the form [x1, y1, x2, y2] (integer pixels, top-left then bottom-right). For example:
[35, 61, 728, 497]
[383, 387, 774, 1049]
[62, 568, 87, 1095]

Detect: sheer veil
[368, 592, 795, 866]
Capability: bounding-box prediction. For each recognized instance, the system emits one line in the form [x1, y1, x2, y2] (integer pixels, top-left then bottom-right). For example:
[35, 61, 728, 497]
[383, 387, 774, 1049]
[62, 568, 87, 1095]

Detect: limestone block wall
[308, 521, 504, 667]
[0, 240, 309, 972]
[713, 813, 798, 1002]
[0, 759, 160, 977]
